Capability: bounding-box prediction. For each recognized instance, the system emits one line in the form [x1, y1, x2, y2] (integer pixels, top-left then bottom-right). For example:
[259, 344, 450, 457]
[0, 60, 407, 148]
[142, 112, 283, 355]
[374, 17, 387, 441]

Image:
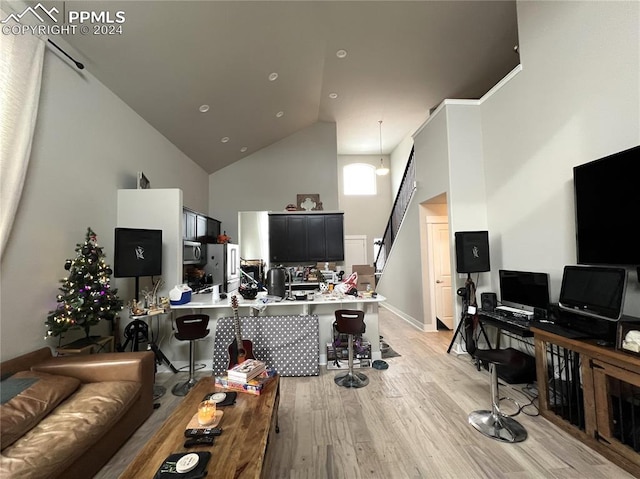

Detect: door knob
[436, 280, 443, 283]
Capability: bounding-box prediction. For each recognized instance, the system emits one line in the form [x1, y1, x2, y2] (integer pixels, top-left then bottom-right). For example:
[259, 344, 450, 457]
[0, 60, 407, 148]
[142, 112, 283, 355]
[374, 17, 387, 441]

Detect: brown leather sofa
[0, 347, 154, 479]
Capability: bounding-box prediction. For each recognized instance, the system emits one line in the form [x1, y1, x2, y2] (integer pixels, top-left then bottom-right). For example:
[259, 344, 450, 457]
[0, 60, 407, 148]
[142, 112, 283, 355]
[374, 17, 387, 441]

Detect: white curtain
[0, 21, 45, 259]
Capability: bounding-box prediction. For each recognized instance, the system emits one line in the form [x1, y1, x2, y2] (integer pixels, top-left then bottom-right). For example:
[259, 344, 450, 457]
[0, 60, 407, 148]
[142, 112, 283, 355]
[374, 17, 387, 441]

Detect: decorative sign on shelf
[296, 194, 323, 211]
[137, 171, 150, 189]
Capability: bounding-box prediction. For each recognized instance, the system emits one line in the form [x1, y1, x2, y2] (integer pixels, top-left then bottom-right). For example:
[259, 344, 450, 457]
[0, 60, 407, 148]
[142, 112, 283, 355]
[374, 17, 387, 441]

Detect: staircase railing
[374, 146, 416, 273]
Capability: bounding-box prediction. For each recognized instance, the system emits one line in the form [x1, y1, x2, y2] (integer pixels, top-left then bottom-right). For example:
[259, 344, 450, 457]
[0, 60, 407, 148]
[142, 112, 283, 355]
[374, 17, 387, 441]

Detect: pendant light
[375, 120, 389, 176]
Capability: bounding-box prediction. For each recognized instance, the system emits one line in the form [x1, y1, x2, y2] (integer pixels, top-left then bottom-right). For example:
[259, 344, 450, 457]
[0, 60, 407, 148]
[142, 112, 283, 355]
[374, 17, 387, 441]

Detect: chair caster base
[468, 410, 527, 443]
[171, 378, 198, 396]
[334, 371, 369, 388]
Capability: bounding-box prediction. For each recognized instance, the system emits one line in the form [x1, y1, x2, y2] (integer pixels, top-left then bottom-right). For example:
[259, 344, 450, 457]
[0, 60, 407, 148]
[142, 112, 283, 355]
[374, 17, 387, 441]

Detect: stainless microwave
[183, 240, 204, 265]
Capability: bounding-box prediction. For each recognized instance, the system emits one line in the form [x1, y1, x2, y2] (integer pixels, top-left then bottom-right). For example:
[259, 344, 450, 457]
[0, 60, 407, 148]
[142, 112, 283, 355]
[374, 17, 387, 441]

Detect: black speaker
[481, 292, 497, 312]
[455, 231, 490, 273]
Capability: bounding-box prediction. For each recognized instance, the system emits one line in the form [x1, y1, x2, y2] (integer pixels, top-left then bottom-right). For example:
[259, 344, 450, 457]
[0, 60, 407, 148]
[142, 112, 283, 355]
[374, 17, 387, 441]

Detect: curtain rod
[47, 39, 84, 70]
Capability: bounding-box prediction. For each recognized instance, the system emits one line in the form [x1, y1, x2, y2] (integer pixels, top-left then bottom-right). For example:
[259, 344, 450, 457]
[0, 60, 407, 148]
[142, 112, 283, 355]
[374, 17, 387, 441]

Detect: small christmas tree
[46, 227, 123, 340]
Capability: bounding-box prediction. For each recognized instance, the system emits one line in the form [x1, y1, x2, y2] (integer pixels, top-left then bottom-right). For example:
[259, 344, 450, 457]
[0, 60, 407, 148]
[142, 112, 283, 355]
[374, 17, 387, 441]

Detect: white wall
[337, 154, 393, 264]
[208, 122, 338, 242]
[445, 103, 491, 321]
[376, 110, 451, 329]
[482, 0, 640, 315]
[117, 189, 184, 297]
[379, 0, 640, 329]
[0, 49, 209, 361]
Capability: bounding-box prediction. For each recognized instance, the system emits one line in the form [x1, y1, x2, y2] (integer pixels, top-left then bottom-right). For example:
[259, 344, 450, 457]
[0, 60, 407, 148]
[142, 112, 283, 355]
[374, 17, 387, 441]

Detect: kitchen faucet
[285, 267, 294, 301]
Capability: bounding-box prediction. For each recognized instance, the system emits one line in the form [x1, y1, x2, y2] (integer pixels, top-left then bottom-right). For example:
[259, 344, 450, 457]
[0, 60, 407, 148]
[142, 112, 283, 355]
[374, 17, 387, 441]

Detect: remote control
[184, 427, 223, 438]
[184, 436, 214, 448]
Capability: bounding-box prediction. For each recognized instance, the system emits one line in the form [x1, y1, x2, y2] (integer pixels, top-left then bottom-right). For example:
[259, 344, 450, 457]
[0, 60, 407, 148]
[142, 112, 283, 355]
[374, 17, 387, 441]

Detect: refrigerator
[204, 243, 241, 293]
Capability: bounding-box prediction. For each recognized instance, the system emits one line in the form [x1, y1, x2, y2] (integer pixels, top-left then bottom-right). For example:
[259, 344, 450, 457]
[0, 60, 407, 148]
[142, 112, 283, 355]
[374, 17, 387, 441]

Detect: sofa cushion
[0, 380, 141, 479]
[0, 371, 81, 450]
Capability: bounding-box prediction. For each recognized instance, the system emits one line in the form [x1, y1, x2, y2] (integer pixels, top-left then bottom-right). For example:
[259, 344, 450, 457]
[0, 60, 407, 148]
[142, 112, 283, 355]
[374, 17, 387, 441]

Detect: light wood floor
[96, 308, 635, 478]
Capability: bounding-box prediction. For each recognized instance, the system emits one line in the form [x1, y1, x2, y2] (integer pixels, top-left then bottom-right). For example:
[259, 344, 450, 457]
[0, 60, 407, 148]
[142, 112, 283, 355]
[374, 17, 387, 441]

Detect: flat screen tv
[559, 265, 626, 321]
[573, 145, 640, 265]
[114, 228, 162, 278]
[498, 270, 550, 312]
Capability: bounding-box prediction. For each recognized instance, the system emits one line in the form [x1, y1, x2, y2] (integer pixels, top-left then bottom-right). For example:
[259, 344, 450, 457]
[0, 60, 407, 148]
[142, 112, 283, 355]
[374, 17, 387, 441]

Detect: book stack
[227, 359, 266, 382]
[216, 367, 277, 396]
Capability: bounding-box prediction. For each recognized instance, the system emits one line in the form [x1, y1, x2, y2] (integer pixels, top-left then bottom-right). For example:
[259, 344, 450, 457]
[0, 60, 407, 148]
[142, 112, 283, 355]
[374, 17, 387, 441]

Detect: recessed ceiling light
[268, 72, 279, 81]
[240, 147, 248, 153]
[329, 92, 338, 99]
[221, 137, 230, 143]
[336, 49, 347, 59]
[276, 111, 284, 118]
[199, 104, 210, 113]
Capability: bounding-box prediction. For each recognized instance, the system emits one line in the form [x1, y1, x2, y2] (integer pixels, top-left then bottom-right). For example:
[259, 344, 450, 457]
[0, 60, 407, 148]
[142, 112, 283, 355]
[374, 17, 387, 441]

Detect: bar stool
[333, 309, 368, 388]
[171, 314, 209, 396]
[468, 348, 528, 443]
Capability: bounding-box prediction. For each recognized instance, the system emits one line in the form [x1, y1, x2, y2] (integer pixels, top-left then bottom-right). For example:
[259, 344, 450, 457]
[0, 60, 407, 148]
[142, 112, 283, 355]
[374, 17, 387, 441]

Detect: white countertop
[171, 291, 385, 310]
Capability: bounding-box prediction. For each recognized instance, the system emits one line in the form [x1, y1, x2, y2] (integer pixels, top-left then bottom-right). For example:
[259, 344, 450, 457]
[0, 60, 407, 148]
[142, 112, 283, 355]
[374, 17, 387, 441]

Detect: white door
[430, 222, 453, 329]
[344, 235, 367, 274]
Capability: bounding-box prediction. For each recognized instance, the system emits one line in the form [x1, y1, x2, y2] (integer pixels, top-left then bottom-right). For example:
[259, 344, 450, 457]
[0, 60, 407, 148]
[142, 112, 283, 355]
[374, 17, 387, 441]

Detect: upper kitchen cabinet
[206, 217, 221, 244]
[196, 214, 207, 242]
[268, 215, 288, 263]
[323, 214, 344, 261]
[184, 208, 197, 240]
[269, 212, 344, 263]
[183, 208, 221, 243]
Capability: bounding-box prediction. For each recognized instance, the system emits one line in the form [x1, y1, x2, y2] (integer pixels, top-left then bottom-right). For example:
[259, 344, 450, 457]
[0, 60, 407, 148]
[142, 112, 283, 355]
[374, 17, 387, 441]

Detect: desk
[477, 310, 533, 348]
[119, 376, 280, 479]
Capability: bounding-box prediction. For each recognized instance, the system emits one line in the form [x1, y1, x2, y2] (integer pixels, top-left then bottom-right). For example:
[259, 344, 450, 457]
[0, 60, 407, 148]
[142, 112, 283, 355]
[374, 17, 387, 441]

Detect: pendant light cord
[376, 120, 389, 175]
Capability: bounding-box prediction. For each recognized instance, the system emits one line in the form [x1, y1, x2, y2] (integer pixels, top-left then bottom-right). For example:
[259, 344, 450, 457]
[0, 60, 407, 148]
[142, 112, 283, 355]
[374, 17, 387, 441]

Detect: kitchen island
[171, 291, 385, 367]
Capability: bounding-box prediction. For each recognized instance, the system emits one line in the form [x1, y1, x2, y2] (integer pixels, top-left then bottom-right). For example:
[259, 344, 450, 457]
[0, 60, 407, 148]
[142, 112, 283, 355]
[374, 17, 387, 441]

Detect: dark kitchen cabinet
[306, 215, 327, 261]
[324, 214, 344, 261]
[184, 209, 197, 240]
[196, 214, 207, 242]
[268, 215, 289, 263]
[287, 215, 307, 262]
[269, 213, 344, 263]
[183, 208, 221, 243]
[206, 218, 221, 244]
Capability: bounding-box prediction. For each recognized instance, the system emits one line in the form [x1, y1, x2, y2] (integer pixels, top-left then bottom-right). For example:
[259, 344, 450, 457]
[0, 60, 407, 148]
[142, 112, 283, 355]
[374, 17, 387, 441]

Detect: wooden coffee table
[119, 376, 280, 479]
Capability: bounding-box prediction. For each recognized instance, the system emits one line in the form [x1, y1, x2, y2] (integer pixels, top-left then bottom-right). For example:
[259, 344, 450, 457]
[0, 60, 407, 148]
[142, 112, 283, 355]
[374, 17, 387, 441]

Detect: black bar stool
[333, 309, 368, 388]
[468, 348, 528, 443]
[171, 314, 209, 396]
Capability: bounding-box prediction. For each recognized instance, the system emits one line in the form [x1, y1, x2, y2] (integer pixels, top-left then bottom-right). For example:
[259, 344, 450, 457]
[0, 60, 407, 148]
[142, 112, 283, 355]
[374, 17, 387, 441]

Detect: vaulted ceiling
[45, 1, 520, 173]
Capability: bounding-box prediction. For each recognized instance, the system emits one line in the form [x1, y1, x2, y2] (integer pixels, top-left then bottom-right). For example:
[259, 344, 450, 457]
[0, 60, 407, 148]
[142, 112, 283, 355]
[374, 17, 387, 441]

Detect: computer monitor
[498, 270, 550, 313]
[559, 265, 626, 321]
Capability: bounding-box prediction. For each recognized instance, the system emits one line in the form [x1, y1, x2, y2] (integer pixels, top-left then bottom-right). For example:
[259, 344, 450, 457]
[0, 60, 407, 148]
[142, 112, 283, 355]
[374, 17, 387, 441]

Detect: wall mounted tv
[573, 145, 640, 265]
[114, 228, 162, 278]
